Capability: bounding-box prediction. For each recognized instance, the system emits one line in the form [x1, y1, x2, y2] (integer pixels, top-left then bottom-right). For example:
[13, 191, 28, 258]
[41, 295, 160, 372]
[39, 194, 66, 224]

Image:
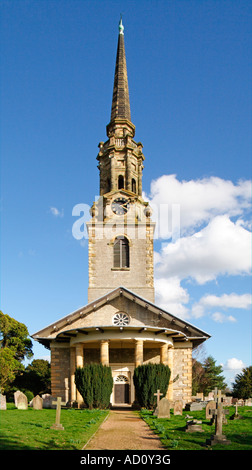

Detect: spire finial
[119, 15, 124, 35]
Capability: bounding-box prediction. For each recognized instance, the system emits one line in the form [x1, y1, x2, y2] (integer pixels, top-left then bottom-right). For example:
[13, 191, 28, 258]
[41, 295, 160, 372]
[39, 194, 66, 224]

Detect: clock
[111, 197, 130, 215]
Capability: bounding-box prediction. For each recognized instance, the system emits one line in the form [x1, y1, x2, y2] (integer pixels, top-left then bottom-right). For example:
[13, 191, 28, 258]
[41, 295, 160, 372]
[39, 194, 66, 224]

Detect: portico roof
[32, 286, 211, 349]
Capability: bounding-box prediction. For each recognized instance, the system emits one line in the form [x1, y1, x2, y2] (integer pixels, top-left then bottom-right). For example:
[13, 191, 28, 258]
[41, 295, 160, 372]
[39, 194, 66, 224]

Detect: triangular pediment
[32, 287, 210, 349]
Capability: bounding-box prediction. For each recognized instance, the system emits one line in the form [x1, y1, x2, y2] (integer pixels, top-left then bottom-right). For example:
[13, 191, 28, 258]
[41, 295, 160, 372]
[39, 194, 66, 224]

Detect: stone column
[100, 340, 109, 366]
[167, 346, 174, 401]
[75, 344, 84, 404]
[70, 347, 76, 403]
[160, 343, 168, 365]
[135, 340, 144, 367]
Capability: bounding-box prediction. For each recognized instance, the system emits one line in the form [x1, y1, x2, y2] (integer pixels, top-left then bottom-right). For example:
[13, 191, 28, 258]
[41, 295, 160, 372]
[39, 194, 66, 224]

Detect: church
[32, 19, 210, 407]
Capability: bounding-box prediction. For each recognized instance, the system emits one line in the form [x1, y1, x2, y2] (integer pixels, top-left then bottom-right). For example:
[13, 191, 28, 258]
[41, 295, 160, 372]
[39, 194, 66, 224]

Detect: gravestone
[206, 400, 216, 419]
[0, 394, 7, 410]
[42, 394, 54, 408]
[230, 402, 243, 420]
[16, 391, 28, 410]
[32, 395, 43, 410]
[156, 397, 170, 419]
[245, 398, 252, 406]
[173, 400, 183, 416]
[14, 390, 23, 407]
[185, 419, 204, 433]
[185, 401, 204, 411]
[206, 402, 231, 446]
[50, 397, 66, 430]
[154, 389, 163, 406]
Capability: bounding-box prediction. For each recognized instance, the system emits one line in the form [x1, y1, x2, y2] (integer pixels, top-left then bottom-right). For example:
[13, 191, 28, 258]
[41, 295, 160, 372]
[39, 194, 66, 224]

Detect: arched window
[131, 178, 136, 193]
[113, 236, 129, 268]
[118, 175, 124, 189]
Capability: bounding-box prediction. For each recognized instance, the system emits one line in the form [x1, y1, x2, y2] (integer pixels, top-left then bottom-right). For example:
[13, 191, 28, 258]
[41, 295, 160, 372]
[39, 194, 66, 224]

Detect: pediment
[32, 287, 210, 349]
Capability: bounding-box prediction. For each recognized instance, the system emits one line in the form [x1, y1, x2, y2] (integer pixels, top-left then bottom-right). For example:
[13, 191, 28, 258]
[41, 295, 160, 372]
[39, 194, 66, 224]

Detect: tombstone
[16, 391, 28, 410]
[206, 400, 216, 420]
[154, 389, 163, 406]
[185, 419, 204, 433]
[185, 401, 204, 411]
[223, 396, 232, 406]
[230, 402, 243, 420]
[32, 395, 43, 410]
[50, 397, 66, 430]
[206, 402, 231, 446]
[245, 398, 252, 406]
[42, 394, 53, 409]
[0, 394, 7, 410]
[196, 392, 204, 401]
[173, 400, 183, 416]
[156, 397, 170, 419]
[14, 390, 23, 407]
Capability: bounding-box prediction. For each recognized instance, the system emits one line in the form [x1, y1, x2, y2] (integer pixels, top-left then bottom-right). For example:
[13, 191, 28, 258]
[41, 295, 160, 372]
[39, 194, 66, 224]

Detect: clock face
[111, 197, 130, 215]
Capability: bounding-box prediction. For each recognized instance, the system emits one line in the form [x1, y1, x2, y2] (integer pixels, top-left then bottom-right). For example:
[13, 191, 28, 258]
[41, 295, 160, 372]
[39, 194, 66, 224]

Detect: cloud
[199, 293, 252, 309]
[211, 312, 237, 323]
[154, 277, 190, 319]
[145, 174, 251, 238]
[49, 207, 64, 218]
[155, 215, 251, 284]
[223, 358, 246, 370]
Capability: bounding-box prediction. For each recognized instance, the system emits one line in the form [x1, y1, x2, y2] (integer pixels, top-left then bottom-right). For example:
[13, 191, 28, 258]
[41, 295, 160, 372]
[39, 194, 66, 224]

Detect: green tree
[232, 367, 252, 399]
[202, 355, 226, 394]
[0, 311, 33, 393]
[192, 358, 205, 395]
[133, 363, 170, 409]
[0, 311, 33, 361]
[14, 359, 51, 396]
[75, 364, 113, 409]
[0, 348, 24, 393]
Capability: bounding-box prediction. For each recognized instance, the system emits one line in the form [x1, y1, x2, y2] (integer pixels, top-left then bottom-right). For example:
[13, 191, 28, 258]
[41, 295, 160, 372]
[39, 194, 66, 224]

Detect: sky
[1, 0, 251, 389]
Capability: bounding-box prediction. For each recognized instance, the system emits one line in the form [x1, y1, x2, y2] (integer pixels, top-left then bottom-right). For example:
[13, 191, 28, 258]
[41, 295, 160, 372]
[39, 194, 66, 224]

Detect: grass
[140, 406, 252, 450]
[0, 403, 109, 450]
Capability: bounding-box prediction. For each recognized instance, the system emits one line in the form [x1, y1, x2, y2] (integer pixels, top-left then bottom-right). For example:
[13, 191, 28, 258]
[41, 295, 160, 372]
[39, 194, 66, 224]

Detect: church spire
[110, 17, 132, 125]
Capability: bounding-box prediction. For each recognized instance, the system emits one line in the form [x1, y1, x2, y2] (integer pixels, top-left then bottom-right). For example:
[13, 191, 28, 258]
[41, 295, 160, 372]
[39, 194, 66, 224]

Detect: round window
[113, 312, 130, 326]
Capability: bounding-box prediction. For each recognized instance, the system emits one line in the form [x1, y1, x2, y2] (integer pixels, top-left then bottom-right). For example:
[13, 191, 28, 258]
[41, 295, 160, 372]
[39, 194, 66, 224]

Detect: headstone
[185, 419, 204, 433]
[156, 397, 170, 419]
[32, 395, 43, 410]
[154, 389, 163, 406]
[16, 391, 28, 410]
[223, 396, 232, 406]
[206, 402, 231, 446]
[173, 400, 183, 415]
[50, 397, 66, 430]
[230, 402, 243, 420]
[185, 402, 204, 411]
[0, 394, 7, 410]
[206, 400, 216, 419]
[42, 394, 53, 408]
[245, 398, 252, 406]
[196, 392, 204, 400]
[14, 390, 23, 407]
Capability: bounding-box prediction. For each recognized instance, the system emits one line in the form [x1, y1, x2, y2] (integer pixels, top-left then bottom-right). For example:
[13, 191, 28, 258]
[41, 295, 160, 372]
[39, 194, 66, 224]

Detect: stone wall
[173, 342, 192, 403]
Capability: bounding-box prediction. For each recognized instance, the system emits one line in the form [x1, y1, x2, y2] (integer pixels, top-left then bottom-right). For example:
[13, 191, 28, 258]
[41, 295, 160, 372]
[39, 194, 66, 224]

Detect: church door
[114, 375, 130, 404]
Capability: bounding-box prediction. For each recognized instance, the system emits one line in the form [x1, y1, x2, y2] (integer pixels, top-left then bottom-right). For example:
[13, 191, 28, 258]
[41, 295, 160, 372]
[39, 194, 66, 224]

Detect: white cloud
[211, 312, 237, 323]
[155, 215, 251, 284]
[223, 358, 246, 370]
[49, 206, 64, 217]
[200, 293, 252, 309]
[146, 174, 251, 238]
[154, 277, 190, 319]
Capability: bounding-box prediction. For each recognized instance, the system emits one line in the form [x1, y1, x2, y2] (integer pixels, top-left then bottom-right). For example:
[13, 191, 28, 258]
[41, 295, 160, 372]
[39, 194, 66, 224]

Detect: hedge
[75, 364, 113, 409]
[133, 363, 171, 409]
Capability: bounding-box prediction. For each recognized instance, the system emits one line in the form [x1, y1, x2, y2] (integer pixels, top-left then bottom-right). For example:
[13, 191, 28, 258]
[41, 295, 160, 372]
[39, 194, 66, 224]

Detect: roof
[32, 286, 211, 349]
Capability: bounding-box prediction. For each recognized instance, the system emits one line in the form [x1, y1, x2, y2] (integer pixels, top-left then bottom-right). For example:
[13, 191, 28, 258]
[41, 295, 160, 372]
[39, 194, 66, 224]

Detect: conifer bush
[133, 363, 170, 409]
[75, 364, 113, 409]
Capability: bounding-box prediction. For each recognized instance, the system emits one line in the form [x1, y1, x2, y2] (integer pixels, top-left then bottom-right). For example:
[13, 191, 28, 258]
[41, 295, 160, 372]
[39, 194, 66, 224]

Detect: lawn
[140, 406, 252, 450]
[0, 404, 109, 450]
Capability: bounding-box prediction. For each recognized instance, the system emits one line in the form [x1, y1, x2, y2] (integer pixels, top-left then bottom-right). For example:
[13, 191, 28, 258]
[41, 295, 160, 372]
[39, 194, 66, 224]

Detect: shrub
[75, 364, 113, 409]
[133, 363, 170, 409]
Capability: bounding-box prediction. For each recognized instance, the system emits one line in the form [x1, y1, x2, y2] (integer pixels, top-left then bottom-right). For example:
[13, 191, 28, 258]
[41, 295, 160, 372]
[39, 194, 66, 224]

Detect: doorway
[114, 375, 130, 404]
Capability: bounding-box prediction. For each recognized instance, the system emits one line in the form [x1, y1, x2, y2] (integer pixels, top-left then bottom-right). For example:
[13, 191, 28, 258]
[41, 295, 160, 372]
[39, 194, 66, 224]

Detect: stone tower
[87, 19, 155, 303]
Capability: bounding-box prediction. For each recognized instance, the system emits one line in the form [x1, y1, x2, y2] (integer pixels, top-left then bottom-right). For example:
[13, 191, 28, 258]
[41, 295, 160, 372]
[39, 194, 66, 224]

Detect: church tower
[87, 19, 155, 303]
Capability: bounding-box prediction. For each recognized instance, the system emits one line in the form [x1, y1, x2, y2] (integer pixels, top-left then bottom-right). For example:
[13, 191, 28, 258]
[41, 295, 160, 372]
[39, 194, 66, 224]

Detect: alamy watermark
[72, 197, 181, 242]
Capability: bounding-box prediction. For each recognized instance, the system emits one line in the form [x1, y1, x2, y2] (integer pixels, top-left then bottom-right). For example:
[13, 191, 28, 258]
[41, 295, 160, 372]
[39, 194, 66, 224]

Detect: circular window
[113, 312, 130, 326]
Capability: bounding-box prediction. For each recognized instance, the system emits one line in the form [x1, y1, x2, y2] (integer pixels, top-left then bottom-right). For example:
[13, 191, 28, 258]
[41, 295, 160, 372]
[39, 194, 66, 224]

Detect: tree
[75, 364, 113, 409]
[0, 311, 33, 361]
[201, 356, 226, 394]
[192, 358, 205, 395]
[133, 363, 171, 409]
[14, 359, 51, 396]
[0, 311, 33, 393]
[232, 367, 252, 399]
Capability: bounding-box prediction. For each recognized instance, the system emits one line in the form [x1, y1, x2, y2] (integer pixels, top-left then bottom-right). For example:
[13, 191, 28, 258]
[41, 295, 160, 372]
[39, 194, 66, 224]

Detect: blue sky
[1, 0, 251, 389]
